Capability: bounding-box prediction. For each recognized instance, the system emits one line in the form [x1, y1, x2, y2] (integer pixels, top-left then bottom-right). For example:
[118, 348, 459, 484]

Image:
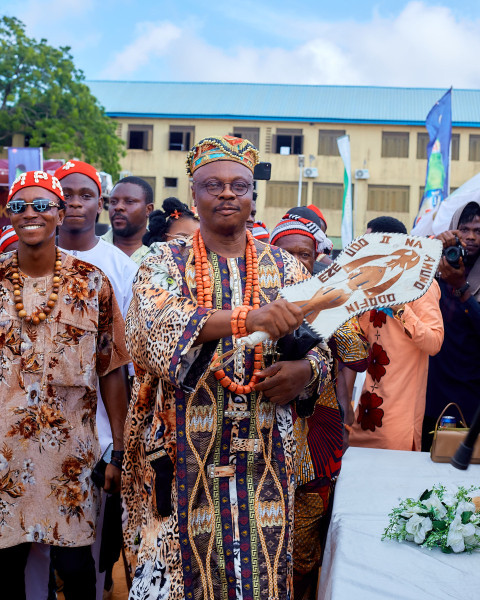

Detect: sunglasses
[6, 198, 61, 214]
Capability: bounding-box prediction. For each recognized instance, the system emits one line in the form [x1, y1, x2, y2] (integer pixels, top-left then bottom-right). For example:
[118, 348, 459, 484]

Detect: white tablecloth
[318, 447, 480, 600]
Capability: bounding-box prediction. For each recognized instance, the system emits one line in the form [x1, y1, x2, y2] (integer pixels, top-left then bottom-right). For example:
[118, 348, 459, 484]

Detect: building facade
[78, 83, 480, 245]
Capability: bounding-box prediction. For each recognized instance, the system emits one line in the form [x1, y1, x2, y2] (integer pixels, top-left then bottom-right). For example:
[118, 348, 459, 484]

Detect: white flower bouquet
[382, 484, 480, 553]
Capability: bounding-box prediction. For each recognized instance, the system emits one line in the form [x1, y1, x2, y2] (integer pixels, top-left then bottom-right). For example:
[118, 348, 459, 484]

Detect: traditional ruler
[244, 232, 442, 345]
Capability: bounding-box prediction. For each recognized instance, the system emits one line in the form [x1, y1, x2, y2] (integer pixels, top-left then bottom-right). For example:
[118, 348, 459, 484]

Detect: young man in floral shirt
[0, 171, 130, 599]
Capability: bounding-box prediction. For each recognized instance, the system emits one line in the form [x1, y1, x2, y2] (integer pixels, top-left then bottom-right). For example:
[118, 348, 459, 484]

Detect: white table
[318, 447, 480, 600]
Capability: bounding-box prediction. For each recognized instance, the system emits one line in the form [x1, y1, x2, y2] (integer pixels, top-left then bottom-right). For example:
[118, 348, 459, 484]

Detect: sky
[3, 0, 480, 88]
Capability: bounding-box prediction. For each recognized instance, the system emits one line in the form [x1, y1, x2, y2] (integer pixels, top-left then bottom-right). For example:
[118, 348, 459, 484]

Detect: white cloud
[99, 2, 480, 88]
[102, 21, 182, 77]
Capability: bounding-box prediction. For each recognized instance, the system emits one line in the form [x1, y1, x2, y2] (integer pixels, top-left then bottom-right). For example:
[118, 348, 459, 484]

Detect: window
[273, 129, 303, 155]
[381, 132, 409, 158]
[368, 185, 410, 212]
[416, 133, 429, 159]
[312, 183, 343, 210]
[127, 125, 153, 150]
[451, 134, 460, 160]
[265, 181, 307, 208]
[233, 127, 260, 148]
[164, 177, 178, 188]
[318, 130, 345, 156]
[417, 133, 459, 160]
[469, 135, 480, 161]
[142, 176, 156, 199]
[169, 126, 195, 151]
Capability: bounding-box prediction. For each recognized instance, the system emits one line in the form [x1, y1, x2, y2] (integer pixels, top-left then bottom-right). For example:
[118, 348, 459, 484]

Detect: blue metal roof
[87, 81, 480, 127]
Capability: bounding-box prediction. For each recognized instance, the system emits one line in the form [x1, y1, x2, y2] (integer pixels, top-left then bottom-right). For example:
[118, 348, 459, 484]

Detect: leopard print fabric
[123, 239, 331, 600]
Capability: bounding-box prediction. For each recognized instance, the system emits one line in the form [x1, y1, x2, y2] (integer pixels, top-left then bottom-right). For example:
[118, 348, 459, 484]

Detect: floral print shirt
[0, 251, 130, 548]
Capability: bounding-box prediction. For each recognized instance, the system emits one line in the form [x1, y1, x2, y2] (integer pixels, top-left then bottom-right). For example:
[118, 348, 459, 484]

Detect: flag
[8, 147, 43, 187]
[337, 135, 353, 246]
[413, 88, 452, 229]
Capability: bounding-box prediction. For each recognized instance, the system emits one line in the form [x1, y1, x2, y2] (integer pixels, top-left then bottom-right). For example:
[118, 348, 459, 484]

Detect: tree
[0, 16, 124, 178]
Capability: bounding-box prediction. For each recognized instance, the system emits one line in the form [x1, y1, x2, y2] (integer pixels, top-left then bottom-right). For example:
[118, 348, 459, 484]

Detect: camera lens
[444, 246, 461, 262]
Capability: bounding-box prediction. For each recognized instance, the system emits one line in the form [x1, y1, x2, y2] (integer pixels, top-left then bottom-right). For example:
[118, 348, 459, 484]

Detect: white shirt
[60, 237, 138, 450]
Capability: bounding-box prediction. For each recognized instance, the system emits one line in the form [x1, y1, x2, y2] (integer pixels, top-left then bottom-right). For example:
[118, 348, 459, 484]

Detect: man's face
[109, 182, 153, 238]
[191, 161, 253, 235]
[274, 233, 317, 274]
[8, 187, 64, 248]
[458, 215, 480, 258]
[246, 201, 256, 231]
[60, 172, 102, 234]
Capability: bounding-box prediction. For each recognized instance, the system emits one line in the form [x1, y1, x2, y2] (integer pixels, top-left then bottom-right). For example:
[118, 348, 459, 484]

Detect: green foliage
[0, 16, 124, 179]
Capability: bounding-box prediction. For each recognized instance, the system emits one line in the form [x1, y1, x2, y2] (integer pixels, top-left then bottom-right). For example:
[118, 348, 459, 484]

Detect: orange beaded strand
[193, 229, 263, 394]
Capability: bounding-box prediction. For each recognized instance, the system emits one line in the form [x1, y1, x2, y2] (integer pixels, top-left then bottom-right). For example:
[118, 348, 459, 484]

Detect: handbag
[430, 402, 480, 463]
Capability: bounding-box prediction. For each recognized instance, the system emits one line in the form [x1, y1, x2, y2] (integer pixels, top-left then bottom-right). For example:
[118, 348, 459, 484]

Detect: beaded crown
[186, 135, 260, 176]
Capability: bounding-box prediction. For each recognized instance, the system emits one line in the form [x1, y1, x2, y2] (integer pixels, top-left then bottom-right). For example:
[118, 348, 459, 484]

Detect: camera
[443, 239, 466, 269]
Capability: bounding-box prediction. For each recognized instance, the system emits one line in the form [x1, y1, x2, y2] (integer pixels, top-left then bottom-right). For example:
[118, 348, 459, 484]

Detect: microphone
[450, 402, 480, 470]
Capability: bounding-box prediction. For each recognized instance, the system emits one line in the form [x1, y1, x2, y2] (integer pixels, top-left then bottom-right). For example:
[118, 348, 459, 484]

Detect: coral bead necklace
[192, 229, 262, 395]
[11, 247, 62, 325]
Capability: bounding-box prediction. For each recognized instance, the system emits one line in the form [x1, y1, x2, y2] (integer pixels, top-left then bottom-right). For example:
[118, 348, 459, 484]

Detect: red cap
[8, 171, 64, 203]
[54, 160, 102, 195]
[252, 221, 270, 241]
[0, 226, 19, 253]
[306, 204, 327, 229]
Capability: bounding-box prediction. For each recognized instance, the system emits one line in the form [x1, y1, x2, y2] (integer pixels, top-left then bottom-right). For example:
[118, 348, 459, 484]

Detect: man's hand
[436, 229, 466, 250]
[438, 255, 467, 289]
[246, 298, 304, 341]
[103, 463, 121, 494]
[435, 230, 469, 291]
[254, 359, 312, 405]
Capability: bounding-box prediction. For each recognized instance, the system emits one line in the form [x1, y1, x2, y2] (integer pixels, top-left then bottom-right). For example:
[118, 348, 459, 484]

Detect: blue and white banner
[413, 88, 452, 229]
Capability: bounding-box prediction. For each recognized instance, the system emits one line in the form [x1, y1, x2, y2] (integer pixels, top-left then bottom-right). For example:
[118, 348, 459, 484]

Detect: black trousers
[0, 543, 96, 600]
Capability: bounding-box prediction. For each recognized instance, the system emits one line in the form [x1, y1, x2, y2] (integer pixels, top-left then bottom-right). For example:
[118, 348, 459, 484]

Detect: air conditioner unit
[355, 169, 370, 180]
[279, 146, 291, 155]
[303, 167, 318, 178]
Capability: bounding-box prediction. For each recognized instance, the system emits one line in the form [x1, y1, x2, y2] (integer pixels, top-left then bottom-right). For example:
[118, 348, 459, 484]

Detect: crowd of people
[0, 134, 479, 600]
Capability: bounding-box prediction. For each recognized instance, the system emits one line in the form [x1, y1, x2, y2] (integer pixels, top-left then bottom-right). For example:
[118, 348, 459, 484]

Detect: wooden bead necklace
[11, 247, 62, 325]
[192, 229, 263, 395]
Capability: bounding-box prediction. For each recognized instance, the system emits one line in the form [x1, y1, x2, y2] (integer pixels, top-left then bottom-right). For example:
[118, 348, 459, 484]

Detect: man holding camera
[422, 200, 480, 449]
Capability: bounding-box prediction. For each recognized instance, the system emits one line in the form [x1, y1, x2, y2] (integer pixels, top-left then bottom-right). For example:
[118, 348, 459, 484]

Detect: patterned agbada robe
[0, 251, 129, 549]
[291, 319, 369, 574]
[123, 238, 330, 600]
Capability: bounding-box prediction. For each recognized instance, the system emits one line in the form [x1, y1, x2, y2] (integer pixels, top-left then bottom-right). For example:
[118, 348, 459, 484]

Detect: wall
[106, 118, 480, 239]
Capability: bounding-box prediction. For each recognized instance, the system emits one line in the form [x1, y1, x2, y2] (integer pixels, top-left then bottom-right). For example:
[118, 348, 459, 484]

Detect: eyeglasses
[164, 232, 192, 240]
[6, 199, 61, 214]
[195, 180, 251, 197]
